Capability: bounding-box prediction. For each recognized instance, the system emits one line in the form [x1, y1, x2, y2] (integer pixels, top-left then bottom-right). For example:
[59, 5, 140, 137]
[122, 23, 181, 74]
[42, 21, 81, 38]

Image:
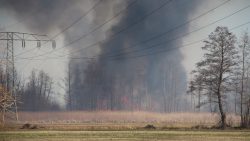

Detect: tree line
[0, 65, 59, 112]
[18, 70, 60, 111]
[62, 58, 188, 112]
[188, 26, 250, 128]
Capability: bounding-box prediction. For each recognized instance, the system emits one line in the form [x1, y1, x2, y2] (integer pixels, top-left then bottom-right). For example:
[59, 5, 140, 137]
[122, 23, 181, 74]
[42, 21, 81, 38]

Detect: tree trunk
[198, 87, 201, 112]
[110, 90, 113, 111]
[2, 106, 5, 126]
[130, 84, 133, 112]
[240, 45, 245, 127]
[68, 63, 72, 111]
[218, 44, 226, 129]
[217, 90, 226, 129]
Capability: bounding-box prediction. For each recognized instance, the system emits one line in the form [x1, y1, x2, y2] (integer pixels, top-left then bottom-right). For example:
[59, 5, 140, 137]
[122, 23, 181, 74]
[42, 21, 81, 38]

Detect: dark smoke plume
[0, 0, 202, 111]
[69, 0, 202, 111]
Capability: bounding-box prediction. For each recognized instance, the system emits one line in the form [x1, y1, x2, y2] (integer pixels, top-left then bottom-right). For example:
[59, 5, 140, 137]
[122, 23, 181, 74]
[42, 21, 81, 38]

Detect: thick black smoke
[70, 0, 202, 111]
[0, 0, 202, 112]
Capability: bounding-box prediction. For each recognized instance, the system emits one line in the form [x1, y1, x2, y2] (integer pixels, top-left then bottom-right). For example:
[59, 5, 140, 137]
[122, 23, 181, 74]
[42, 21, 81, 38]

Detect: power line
[45, 0, 138, 58]
[25, 0, 230, 60]
[0, 2, 50, 31]
[14, 1, 250, 64]
[52, 0, 230, 59]
[18, 0, 173, 60]
[106, 3, 250, 59]
[111, 21, 250, 61]
[64, 1, 248, 60]
[0, 0, 75, 38]
[94, 0, 231, 58]
[24, 0, 248, 61]
[0, 31, 54, 122]
[15, 20, 250, 61]
[15, 0, 138, 60]
[51, 0, 103, 40]
[14, 0, 102, 57]
[57, 0, 138, 51]
[13, 0, 106, 73]
[12, 0, 103, 74]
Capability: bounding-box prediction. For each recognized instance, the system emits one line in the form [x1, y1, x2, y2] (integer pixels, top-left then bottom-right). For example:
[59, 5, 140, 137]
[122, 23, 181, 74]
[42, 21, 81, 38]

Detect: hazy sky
[180, 0, 250, 78]
[0, 0, 250, 105]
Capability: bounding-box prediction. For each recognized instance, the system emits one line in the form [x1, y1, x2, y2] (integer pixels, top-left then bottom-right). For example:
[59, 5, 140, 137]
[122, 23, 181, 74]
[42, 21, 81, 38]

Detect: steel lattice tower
[0, 31, 55, 122]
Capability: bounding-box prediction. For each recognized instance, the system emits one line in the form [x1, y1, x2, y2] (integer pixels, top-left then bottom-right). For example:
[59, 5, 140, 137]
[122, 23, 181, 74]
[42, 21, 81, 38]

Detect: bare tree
[231, 71, 241, 114]
[0, 65, 21, 125]
[187, 75, 195, 112]
[238, 31, 250, 127]
[0, 85, 15, 126]
[59, 63, 73, 111]
[20, 70, 58, 111]
[190, 26, 238, 129]
[67, 63, 72, 111]
[188, 71, 204, 112]
[162, 68, 168, 113]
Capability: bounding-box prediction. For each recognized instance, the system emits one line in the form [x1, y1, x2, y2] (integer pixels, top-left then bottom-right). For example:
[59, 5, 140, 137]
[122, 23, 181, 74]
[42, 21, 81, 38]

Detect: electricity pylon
[0, 31, 55, 122]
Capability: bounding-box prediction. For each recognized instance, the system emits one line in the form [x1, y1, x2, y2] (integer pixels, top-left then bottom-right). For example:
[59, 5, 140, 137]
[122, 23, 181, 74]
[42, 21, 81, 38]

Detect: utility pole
[0, 31, 55, 122]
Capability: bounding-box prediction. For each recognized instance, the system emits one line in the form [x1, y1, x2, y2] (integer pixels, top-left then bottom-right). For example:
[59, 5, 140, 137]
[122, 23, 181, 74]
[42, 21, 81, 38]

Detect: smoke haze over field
[1, 0, 250, 111]
[70, 0, 201, 111]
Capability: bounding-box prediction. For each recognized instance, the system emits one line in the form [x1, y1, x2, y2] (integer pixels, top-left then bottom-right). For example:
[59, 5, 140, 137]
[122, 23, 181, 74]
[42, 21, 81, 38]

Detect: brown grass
[0, 112, 245, 140]
[14, 111, 240, 127]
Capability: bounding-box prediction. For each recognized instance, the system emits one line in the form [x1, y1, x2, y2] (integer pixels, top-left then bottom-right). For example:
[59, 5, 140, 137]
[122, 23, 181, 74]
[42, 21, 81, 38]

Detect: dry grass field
[13, 111, 240, 128]
[0, 112, 246, 141]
